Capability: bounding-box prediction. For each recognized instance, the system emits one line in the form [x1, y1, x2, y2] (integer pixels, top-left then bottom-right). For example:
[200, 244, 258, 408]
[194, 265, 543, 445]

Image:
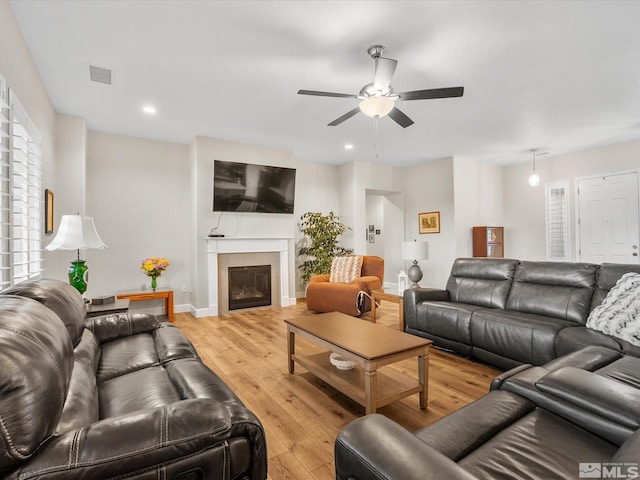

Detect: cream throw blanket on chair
[586, 272, 640, 346]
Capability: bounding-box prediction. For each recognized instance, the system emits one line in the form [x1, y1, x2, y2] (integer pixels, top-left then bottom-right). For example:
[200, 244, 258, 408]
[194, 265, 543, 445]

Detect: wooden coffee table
[285, 311, 432, 414]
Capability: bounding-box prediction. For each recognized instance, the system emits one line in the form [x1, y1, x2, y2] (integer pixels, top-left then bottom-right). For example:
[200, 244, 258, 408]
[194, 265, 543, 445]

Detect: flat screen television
[213, 160, 296, 214]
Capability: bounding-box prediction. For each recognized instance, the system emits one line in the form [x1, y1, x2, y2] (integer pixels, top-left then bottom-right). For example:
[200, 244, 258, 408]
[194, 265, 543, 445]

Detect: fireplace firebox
[228, 265, 272, 310]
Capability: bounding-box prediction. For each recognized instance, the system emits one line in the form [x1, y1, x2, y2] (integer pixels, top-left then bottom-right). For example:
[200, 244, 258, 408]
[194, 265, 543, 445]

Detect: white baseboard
[174, 303, 190, 313]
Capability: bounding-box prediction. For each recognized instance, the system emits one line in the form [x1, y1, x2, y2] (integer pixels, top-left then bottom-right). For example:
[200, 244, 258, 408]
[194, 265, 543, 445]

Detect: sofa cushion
[592, 262, 640, 310]
[153, 323, 200, 362]
[471, 309, 575, 365]
[586, 272, 640, 346]
[96, 333, 160, 381]
[556, 326, 623, 357]
[330, 255, 363, 283]
[413, 301, 481, 345]
[445, 258, 518, 309]
[99, 366, 182, 418]
[85, 312, 159, 343]
[613, 428, 640, 463]
[0, 296, 73, 471]
[166, 357, 242, 405]
[54, 330, 101, 436]
[415, 390, 534, 461]
[506, 261, 598, 324]
[458, 409, 616, 478]
[2, 278, 87, 347]
[595, 355, 640, 389]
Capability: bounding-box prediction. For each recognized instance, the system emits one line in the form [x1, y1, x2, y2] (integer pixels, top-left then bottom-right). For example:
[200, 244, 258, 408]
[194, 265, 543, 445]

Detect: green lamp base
[68, 260, 88, 294]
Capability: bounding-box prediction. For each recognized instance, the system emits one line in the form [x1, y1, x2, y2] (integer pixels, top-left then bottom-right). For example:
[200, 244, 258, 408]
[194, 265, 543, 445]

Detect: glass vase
[151, 275, 158, 292]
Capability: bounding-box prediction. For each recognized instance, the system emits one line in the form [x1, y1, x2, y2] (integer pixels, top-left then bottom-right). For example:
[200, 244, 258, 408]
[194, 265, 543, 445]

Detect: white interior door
[577, 171, 640, 264]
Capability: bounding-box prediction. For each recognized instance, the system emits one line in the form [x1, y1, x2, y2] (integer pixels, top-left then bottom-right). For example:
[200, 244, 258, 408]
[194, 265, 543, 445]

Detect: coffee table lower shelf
[291, 351, 423, 412]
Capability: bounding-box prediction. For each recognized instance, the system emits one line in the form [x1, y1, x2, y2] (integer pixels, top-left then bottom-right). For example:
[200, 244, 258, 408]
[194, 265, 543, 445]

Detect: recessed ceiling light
[142, 105, 156, 114]
[344, 144, 354, 150]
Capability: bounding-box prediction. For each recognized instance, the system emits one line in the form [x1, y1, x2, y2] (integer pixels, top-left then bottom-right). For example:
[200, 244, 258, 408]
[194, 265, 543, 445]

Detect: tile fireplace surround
[206, 237, 295, 316]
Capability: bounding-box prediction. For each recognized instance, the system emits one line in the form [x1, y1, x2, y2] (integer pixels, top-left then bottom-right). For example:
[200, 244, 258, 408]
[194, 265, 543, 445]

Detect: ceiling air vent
[89, 65, 112, 85]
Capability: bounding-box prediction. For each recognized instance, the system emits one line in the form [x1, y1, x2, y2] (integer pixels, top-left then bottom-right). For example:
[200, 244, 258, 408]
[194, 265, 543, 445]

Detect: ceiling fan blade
[373, 57, 398, 93]
[298, 89, 358, 98]
[388, 107, 414, 128]
[397, 86, 464, 101]
[328, 108, 361, 126]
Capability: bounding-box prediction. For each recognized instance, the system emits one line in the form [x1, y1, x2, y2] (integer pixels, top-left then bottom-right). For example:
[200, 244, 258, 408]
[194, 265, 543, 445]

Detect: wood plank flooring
[173, 300, 499, 480]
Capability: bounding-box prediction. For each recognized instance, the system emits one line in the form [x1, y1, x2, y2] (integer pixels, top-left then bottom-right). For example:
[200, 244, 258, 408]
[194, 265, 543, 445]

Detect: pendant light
[528, 149, 540, 187]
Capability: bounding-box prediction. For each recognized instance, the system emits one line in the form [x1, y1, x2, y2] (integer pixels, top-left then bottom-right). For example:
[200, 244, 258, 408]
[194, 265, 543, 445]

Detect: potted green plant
[298, 211, 352, 284]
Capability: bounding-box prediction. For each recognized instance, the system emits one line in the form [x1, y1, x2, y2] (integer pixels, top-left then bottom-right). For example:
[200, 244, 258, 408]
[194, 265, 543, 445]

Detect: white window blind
[545, 180, 570, 261]
[9, 90, 42, 284]
[0, 75, 9, 288]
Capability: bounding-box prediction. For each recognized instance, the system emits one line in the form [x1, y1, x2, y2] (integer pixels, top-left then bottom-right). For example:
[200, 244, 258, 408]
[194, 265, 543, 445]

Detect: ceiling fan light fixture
[359, 96, 395, 118]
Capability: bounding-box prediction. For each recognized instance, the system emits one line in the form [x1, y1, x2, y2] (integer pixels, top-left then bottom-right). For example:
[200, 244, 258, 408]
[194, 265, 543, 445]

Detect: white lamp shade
[45, 215, 107, 251]
[359, 96, 395, 118]
[402, 241, 429, 261]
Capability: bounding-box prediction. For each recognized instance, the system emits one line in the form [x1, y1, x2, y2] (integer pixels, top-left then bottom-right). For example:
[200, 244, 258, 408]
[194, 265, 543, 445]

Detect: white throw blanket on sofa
[586, 272, 640, 346]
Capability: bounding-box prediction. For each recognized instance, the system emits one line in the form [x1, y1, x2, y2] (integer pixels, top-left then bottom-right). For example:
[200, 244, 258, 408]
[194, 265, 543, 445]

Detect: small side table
[371, 288, 405, 331]
[117, 288, 174, 323]
[86, 298, 130, 318]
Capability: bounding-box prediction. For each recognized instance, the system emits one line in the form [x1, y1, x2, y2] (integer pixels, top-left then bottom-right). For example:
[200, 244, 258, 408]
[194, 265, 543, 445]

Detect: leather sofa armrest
[309, 273, 330, 283]
[490, 363, 533, 391]
[403, 288, 450, 331]
[335, 414, 479, 480]
[84, 312, 160, 343]
[536, 366, 640, 430]
[404, 287, 450, 304]
[10, 399, 264, 479]
[353, 275, 382, 293]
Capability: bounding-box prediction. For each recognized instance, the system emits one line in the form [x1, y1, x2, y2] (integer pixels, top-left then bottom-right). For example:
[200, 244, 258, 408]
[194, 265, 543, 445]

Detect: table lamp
[402, 241, 429, 288]
[45, 215, 107, 294]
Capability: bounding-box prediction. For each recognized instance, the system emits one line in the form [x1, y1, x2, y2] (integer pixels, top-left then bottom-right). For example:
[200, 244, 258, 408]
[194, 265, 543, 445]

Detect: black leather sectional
[335, 349, 640, 480]
[404, 258, 640, 369]
[334, 258, 640, 479]
[0, 279, 267, 480]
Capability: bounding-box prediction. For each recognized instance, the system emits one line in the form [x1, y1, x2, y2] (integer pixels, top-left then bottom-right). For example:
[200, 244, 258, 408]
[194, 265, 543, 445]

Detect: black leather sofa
[335, 346, 640, 480]
[404, 258, 640, 369]
[0, 279, 267, 480]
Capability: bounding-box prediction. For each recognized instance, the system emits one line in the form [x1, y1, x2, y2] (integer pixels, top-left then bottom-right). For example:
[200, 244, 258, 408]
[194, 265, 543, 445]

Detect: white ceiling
[9, 0, 640, 167]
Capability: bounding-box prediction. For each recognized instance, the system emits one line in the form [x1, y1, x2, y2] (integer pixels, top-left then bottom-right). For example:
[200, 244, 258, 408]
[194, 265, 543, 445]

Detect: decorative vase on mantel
[150, 274, 158, 292]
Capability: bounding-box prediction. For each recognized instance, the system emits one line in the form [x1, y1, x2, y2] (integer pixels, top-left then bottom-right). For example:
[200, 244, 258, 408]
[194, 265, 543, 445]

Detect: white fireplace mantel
[206, 236, 294, 316]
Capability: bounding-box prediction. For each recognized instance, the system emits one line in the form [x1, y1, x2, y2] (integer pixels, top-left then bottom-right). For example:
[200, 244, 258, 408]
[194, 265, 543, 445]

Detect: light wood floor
[173, 300, 499, 480]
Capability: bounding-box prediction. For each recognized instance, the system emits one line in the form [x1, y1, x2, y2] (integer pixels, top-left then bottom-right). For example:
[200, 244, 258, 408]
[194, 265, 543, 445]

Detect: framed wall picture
[368, 233, 375, 243]
[419, 211, 440, 234]
[45, 189, 54, 234]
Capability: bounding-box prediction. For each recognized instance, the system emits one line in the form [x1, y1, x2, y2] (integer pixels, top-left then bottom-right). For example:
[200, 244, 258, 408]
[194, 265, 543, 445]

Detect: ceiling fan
[298, 45, 464, 128]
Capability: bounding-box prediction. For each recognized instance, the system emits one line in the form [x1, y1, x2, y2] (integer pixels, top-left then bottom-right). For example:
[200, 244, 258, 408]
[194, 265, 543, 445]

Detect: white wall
[504, 139, 640, 261]
[403, 158, 455, 289]
[365, 191, 404, 287]
[192, 136, 297, 311]
[85, 131, 191, 312]
[293, 158, 340, 297]
[0, 1, 59, 277]
[383, 192, 404, 287]
[339, 161, 404, 254]
[365, 194, 385, 257]
[453, 157, 504, 258]
[48, 114, 87, 280]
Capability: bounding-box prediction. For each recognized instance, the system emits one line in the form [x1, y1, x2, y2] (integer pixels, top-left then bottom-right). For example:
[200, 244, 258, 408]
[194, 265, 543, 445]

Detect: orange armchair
[305, 255, 384, 317]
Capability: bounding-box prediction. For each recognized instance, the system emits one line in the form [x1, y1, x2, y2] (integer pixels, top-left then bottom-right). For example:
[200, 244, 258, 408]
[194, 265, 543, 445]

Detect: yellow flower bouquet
[141, 256, 170, 291]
